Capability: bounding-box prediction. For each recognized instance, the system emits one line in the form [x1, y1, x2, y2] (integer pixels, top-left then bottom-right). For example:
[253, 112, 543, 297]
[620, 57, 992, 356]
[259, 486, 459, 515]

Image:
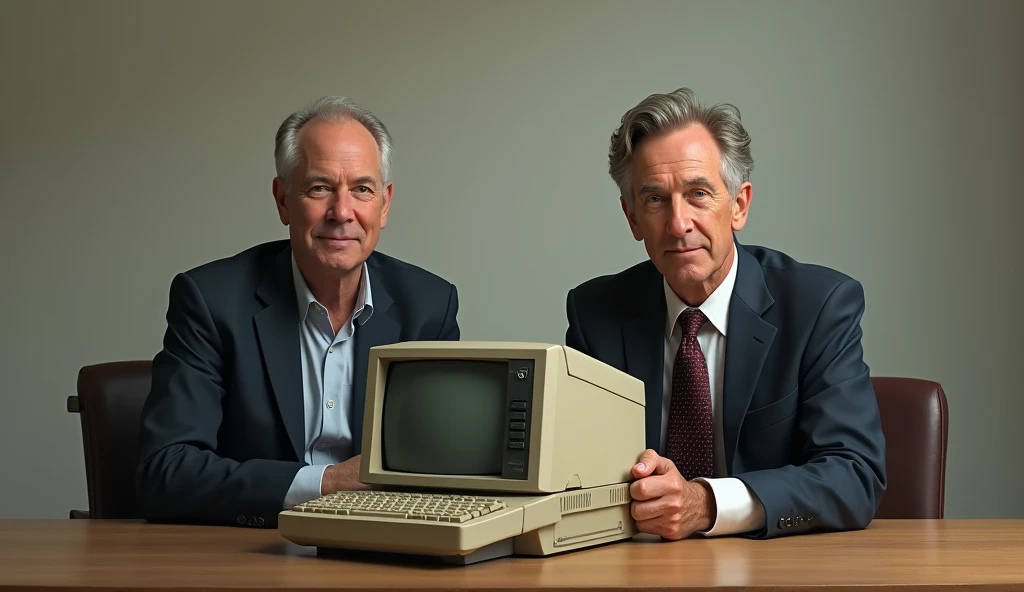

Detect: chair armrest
[69, 509, 91, 519]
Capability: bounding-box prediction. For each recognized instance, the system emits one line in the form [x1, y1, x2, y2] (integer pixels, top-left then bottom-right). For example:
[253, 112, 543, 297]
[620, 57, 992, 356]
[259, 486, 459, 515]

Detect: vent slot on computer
[608, 484, 629, 505]
[561, 492, 593, 513]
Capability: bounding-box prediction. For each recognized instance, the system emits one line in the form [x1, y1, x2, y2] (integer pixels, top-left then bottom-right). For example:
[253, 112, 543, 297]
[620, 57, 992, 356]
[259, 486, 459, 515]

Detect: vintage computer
[278, 341, 646, 563]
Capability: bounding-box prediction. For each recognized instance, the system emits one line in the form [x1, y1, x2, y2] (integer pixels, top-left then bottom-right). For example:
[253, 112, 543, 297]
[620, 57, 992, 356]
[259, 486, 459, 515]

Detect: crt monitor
[359, 341, 646, 494]
[279, 341, 647, 562]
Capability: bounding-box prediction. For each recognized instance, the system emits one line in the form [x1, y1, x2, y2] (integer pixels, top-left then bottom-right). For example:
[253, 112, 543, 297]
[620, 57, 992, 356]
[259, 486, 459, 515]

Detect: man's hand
[629, 449, 717, 540]
[320, 455, 369, 495]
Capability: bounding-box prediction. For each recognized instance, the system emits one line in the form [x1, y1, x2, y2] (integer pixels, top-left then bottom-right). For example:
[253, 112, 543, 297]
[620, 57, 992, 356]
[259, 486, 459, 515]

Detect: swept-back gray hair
[608, 87, 753, 204]
[274, 96, 394, 184]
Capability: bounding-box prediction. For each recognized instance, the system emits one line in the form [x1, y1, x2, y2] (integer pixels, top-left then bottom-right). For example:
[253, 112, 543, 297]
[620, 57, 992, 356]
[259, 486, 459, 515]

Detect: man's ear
[730, 182, 753, 232]
[620, 195, 643, 241]
[272, 177, 290, 226]
[380, 181, 393, 229]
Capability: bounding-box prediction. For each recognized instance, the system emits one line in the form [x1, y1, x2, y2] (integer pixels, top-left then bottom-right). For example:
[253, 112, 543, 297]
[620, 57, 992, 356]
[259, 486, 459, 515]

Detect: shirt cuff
[282, 464, 329, 510]
[694, 477, 765, 536]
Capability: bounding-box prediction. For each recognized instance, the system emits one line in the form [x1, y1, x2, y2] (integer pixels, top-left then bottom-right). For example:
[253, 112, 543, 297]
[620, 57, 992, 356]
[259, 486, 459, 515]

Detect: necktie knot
[679, 308, 707, 340]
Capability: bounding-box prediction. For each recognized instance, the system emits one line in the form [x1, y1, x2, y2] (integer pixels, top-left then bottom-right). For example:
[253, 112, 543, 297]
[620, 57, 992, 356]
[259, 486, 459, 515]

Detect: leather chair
[67, 361, 152, 519]
[64, 363, 947, 521]
[872, 377, 949, 519]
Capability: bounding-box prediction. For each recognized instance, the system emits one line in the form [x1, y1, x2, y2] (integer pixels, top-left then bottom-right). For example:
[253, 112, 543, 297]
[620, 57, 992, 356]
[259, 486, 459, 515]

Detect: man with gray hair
[136, 97, 460, 528]
[565, 88, 886, 540]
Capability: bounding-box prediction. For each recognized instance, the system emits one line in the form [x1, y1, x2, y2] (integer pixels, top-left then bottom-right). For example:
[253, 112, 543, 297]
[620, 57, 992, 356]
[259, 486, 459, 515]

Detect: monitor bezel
[359, 341, 561, 493]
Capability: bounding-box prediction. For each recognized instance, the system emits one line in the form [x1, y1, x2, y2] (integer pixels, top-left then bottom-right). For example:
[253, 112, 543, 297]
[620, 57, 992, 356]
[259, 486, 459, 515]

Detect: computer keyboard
[292, 491, 508, 524]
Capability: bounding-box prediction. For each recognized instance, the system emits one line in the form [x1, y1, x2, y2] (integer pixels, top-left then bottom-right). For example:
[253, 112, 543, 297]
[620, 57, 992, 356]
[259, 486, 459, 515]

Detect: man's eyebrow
[682, 176, 716, 189]
[638, 178, 716, 195]
[351, 176, 379, 188]
[302, 174, 334, 186]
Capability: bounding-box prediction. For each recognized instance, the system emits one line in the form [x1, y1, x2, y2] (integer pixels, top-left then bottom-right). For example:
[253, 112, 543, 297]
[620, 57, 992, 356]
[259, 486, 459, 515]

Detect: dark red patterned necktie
[665, 308, 714, 480]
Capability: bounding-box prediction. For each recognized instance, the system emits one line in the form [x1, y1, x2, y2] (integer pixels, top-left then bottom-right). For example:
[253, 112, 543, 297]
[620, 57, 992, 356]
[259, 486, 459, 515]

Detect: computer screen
[382, 360, 508, 476]
[360, 341, 646, 494]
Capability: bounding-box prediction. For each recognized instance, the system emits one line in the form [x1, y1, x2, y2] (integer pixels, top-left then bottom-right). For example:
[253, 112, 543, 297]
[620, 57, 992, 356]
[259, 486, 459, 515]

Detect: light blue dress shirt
[282, 255, 373, 509]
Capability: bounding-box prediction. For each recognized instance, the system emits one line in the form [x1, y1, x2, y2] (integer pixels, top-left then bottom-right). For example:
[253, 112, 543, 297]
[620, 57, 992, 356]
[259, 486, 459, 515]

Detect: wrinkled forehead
[630, 127, 726, 194]
[294, 118, 382, 178]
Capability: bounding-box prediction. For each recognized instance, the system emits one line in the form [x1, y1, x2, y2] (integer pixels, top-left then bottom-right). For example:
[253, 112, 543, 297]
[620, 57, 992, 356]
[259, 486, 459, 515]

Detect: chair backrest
[66, 364, 946, 520]
[69, 361, 152, 519]
[872, 376, 949, 519]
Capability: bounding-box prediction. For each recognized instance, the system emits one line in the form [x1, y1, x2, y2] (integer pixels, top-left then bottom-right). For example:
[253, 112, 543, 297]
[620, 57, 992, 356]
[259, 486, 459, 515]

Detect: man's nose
[327, 191, 354, 221]
[667, 200, 695, 236]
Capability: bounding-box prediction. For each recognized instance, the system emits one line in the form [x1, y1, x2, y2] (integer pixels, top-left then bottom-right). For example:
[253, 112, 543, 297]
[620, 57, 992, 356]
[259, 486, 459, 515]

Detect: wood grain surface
[2, 519, 1023, 591]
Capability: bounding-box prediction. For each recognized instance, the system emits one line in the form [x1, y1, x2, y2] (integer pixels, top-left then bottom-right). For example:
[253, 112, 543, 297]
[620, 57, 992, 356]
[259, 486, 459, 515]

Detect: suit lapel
[722, 244, 777, 473]
[351, 267, 398, 454]
[622, 268, 667, 452]
[253, 247, 304, 461]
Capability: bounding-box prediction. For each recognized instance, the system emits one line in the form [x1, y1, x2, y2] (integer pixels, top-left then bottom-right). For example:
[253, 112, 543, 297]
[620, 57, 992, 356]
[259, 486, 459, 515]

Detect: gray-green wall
[1, 0, 1021, 519]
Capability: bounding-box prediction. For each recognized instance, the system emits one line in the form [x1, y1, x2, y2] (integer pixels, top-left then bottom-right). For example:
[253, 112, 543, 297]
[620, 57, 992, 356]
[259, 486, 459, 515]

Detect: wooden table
[1, 519, 1023, 591]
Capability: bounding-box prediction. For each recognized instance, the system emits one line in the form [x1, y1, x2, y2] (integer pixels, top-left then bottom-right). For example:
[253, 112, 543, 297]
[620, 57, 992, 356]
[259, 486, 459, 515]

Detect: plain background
[1, 0, 1021, 520]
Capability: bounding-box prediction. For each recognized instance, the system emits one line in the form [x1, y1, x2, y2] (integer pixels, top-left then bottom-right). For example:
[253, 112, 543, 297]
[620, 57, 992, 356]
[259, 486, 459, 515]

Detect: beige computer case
[359, 342, 646, 493]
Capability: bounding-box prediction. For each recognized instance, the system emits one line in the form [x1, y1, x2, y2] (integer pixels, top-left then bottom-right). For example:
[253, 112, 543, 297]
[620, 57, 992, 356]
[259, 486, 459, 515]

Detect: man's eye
[309, 185, 331, 194]
[354, 186, 371, 193]
[693, 190, 708, 198]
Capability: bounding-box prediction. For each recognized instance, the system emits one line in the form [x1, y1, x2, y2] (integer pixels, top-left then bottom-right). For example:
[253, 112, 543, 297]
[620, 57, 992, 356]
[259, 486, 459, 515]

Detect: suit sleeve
[565, 288, 592, 355]
[135, 272, 304, 528]
[734, 278, 887, 538]
[436, 284, 460, 341]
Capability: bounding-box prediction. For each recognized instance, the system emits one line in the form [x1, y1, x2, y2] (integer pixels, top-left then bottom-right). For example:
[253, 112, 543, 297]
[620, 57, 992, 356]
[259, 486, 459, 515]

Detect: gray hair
[274, 96, 394, 185]
[608, 87, 753, 205]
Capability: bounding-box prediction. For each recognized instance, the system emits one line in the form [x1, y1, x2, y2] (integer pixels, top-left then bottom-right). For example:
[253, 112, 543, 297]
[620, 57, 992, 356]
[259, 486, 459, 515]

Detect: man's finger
[629, 472, 684, 501]
[635, 517, 671, 539]
[649, 454, 678, 476]
[630, 498, 668, 522]
[632, 449, 661, 478]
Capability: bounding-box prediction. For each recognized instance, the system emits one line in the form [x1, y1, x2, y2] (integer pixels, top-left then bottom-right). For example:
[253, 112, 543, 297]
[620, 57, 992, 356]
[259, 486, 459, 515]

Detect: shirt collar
[664, 242, 738, 339]
[290, 254, 374, 326]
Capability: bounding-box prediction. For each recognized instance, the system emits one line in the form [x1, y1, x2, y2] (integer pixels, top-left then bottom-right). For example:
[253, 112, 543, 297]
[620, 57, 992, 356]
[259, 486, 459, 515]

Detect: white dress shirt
[659, 243, 766, 536]
[282, 255, 373, 509]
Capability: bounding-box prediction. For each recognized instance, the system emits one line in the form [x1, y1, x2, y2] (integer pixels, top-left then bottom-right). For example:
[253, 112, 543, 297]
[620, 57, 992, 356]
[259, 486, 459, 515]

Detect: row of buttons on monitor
[509, 400, 526, 449]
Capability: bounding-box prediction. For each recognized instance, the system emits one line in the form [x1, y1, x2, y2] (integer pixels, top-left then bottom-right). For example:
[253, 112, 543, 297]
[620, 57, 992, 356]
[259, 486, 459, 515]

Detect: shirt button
[328, 346, 334, 353]
[327, 400, 334, 409]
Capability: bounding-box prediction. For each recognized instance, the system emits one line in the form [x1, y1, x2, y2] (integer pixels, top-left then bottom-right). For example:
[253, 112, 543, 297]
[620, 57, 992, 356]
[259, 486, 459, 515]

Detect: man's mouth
[318, 236, 360, 245]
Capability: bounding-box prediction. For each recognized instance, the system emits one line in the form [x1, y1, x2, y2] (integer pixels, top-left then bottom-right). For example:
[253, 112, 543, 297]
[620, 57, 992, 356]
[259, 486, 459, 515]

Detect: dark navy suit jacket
[565, 241, 886, 538]
[136, 240, 459, 528]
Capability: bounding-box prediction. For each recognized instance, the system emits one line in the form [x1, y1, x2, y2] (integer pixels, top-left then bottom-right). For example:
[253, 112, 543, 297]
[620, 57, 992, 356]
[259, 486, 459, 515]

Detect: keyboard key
[352, 510, 407, 519]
